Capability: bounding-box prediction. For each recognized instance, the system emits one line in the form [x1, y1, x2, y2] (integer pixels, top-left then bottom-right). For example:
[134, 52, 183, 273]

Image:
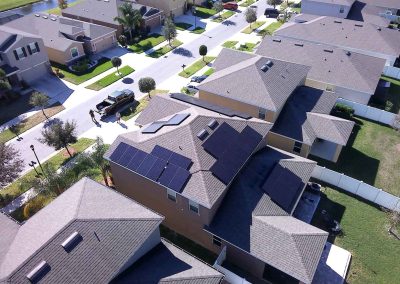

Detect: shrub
[71, 60, 89, 73]
[333, 103, 355, 119]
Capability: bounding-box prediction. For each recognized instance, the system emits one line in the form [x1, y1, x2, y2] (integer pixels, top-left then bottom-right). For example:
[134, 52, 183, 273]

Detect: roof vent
[34, 14, 40, 17]
[355, 24, 363, 27]
[208, 119, 218, 129]
[272, 38, 281, 43]
[51, 18, 56, 21]
[294, 43, 303, 47]
[266, 60, 273, 67]
[42, 16, 48, 19]
[323, 49, 333, 53]
[334, 20, 342, 24]
[197, 129, 209, 140]
[346, 51, 351, 56]
[261, 64, 269, 72]
[377, 27, 381, 31]
[61, 232, 82, 252]
[26, 261, 50, 283]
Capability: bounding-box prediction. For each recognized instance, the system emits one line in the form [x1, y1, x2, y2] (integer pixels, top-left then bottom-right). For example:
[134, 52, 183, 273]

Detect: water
[0, 0, 78, 17]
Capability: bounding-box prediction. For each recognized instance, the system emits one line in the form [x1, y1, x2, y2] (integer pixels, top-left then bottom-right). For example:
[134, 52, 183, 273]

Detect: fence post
[355, 181, 363, 195]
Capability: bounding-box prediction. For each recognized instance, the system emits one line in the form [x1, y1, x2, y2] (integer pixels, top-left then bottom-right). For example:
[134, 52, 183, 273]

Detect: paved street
[7, 1, 269, 174]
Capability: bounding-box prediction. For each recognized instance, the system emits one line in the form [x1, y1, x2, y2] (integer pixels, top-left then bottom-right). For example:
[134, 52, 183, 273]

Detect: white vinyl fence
[312, 165, 400, 212]
[337, 98, 397, 126]
[383, 66, 400, 80]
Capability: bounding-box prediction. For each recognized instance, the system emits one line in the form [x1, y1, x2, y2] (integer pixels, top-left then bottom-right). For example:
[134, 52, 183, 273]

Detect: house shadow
[30, 75, 75, 106]
[43, 117, 62, 128]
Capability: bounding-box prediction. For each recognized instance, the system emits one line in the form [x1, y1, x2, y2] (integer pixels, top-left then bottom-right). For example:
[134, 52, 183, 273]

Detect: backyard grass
[51, 58, 113, 85]
[311, 117, 400, 196]
[242, 21, 266, 34]
[257, 21, 283, 37]
[147, 39, 183, 58]
[175, 22, 193, 31]
[46, 0, 81, 15]
[203, 68, 215, 76]
[194, 7, 217, 19]
[376, 76, 400, 114]
[0, 94, 33, 125]
[191, 27, 206, 34]
[212, 10, 235, 23]
[0, 0, 40, 11]
[178, 56, 216, 78]
[240, 0, 256, 7]
[128, 34, 166, 53]
[222, 40, 238, 49]
[237, 42, 258, 52]
[86, 66, 135, 91]
[311, 185, 400, 284]
[0, 103, 65, 143]
[0, 138, 94, 208]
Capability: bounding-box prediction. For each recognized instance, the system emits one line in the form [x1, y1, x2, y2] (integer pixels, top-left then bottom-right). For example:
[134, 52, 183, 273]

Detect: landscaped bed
[178, 56, 216, 78]
[86, 66, 135, 91]
[212, 10, 235, 23]
[242, 21, 266, 34]
[257, 21, 283, 37]
[311, 117, 400, 196]
[236, 42, 258, 52]
[311, 184, 400, 284]
[222, 40, 238, 49]
[129, 34, 166, 53]
[147, 39, 183, 59]
[240, 0, 256, 7]
[191, 27, 206, 34]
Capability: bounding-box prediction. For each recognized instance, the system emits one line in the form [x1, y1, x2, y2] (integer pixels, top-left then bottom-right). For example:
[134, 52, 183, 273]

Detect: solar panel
[239, 126, 263, 152]
[151, 145, 173, 161]
[210, 160, 237, 184]
[136, 154, 158, 176]
[168, 167, 190, 193]
[165, 113, 190, 125]
[109, 142, 129, 162]
[169, 152, 192, 169]
[158, 163, 179, 187]
[203, 123, 239, 158]
[142, 122, 165, 134]
[118, 147, 138, 167]
[126, 150, 147, 171]
[146, 158, 167, 181]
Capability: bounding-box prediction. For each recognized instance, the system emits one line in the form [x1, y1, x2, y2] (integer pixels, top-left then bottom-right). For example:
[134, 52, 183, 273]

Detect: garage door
[19, 62, 50, 84]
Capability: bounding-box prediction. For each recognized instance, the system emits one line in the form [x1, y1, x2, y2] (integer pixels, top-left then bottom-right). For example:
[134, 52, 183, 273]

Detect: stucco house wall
[47, 42, 85, 65]
[267, 132, 310, 158]
[301, 0, 352, 18]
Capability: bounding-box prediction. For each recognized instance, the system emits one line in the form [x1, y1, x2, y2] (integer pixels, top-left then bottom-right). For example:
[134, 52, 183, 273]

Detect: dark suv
[265, 8, 280, 18]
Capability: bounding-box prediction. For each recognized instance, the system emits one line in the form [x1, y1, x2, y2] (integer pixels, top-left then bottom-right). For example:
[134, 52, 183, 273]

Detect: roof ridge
[75, 177, 88, 218]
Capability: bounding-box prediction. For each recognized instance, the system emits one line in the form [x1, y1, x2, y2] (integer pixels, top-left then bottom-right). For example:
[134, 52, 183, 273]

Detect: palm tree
[114, 3, 142, 41]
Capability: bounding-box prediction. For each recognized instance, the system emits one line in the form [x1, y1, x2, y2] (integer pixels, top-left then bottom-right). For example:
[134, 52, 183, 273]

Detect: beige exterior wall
[332, 144, 343, 163]
[90, 33, 117, 54]
[135, 0, 190, 17]
[47, 43, 85, 65]
[267, 132, 310, 158]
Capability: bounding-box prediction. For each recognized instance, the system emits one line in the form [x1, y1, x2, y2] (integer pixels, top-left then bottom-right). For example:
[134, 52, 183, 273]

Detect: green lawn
[46, 0, 82, 15]
[86, 66, 135, 91]
[0, 138, 94, 208]
[0, 0, 40, 11]
[240, 0, 256, 7]
[128, 34, 166, 53]
[241, 21, 266, 34]
[257, 21, 283, 37]
[312, 185, 400, 284]
[191, 27, 206, 34]
[212, 10, 235, 23]
[222, 40, 238, 49]
[175, 22, 193, 31]
[203, 68, 215, 76]
[237, 42, 257, 52]
[52, 58, 113, 85]
[194, 7, 217, 19]
[178, 56, 216, 78]
[147, 39, 183, 58]
[0, 103, 65, 143]
[372, 76, 400, 114]
[311, 117, 400, 196]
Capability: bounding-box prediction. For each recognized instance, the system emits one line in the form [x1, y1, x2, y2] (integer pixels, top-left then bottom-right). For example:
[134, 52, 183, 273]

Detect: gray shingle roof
[256, 36, 386, 95]
[206, 147, 327, 284]
[362, 0, 400, 9]
[304, 0, 355, 6]
[272, 86, 354, 145]
[347, 1, 391, 27]
[275, 15, 400, 58]
[105, 94, 272, 208]
[0, 178, 163, 283]
[198, 48, 310, 112]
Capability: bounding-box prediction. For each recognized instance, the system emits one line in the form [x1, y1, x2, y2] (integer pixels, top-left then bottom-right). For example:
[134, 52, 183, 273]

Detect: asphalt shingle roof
[256, 36, 386, 95]
[198, 48, 310, 112]
[347, 1, 391, 27]
[304, 0, 355, 6]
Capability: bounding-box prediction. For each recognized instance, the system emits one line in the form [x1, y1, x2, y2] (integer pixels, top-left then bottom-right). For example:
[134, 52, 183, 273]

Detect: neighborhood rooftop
[0, 25, 41, 52]
[306, 0, 355, 5]
[256, 36, 386, 95]
[198, 48, 311, 112]
[347, 1, 391, 27]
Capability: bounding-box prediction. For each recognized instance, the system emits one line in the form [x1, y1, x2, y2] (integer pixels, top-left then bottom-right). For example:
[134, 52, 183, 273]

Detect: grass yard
[46, 0, 82, 15]
[222, 40, 238, 48]
[374, 76, 400, 114]
[311, 185, 400, 284]
[175, 22, 193, 31]
[240, 0, 256, 7]
[237, 42, 257, 52]
[52, 58, 113, 85]
[0, 138, 94, 208]
[257, 21, 283, 37]
[203, 68, 215, 76]
[242, 21, 266, 34]
[128, 34, 166, 53]
[212, 10, 235, 23]
[191, 27, 206, 34]
[178, 56, 216, 78]
[194, 7, 217, 19]
[0, 103, 65, 143]
[311, 117, 400, 196]
[147, 39, 183, 58]
[0, 0, 40, 11]
[0, 94, 33, 125]
[86, 66, 135, 91]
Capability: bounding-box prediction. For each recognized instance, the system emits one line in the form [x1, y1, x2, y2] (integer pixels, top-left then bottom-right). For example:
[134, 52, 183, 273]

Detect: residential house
[197, 48, 354, 161]
[301, 0, 355, 18]
[0, 177, 224, 283]
[105, 94, 329, 284]
[62, 0, 163, 37]
[5, 13, 117, 65]
[134, 0, 203, 18]
[275, 14, 400, 66]
[0, 25, 50, 90]
[256, 36, 386, 104]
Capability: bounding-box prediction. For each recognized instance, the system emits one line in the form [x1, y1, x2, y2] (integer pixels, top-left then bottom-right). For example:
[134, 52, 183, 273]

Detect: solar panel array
[110, 142, 192, 193]
[142, 113, 190, 134]
[203, 122, 263, 184]
[262, 165, 305, 213]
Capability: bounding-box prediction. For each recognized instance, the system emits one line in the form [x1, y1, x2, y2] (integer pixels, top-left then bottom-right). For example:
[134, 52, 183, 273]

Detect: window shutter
[13, 50, 19, 60]
[35, 42, 40, 52]
[27, 45, 32, 55]
[22, 47, 27, 57]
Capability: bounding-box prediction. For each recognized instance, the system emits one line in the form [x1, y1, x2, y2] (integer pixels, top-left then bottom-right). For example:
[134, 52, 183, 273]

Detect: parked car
[223, 2, 238, 10]
[264, 8, 280, 18]
[95, 89, 135, 116]
[191, 75, 208, 83]
[186, 83, 200, 93]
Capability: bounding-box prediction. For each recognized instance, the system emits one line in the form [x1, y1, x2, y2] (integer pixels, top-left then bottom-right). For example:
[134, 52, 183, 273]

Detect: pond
[0, 0, 78, 16]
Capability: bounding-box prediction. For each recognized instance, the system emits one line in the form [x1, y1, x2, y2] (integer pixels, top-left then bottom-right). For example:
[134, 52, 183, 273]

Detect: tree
[114, 3, 142, 40]
[386, 209, 400, 239]
[118, 35, 127, 47]
[139, 77, 156, 98]
[267, 0, 282, 8]
[9, 124, 23, 141]
[111, 56, 122, 77]
[245, 7, 257, 28]
[0, 143, 23, 187]
[30, 92, 50, 119]
[163, 17, 177, 46]
[199, 45, 208, 62]
[58, 0, 68, 10]
[0, 68, 11, 100]
[213, 1, 224, 17]
[40, 120, 77, 157]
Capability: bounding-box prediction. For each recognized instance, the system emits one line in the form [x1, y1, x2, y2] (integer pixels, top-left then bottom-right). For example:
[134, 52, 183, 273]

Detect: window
[258, 108, 267, 120]
[0, 53, 2, 61]
[27, 42, 40, 55]
[167, 189, 177, 202]
[339, 6, 345, 13]
[71, 47, 79, 58]
[189, 200, 199, 214]
[13, 47, 26, 60]
[293, 141, 302, 153]
[212, 235, 222, 247]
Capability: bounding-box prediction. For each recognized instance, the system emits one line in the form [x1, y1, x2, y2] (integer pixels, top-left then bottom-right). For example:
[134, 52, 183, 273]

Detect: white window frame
[258, 108, 267, 120]
[167, 189, 177, 202]
[189, 200, 199, 215]
[15, 47, 26, 60]
[212, 235, 222, 247]
[70, 47, 79, 58]
[28, 42, 39, 54]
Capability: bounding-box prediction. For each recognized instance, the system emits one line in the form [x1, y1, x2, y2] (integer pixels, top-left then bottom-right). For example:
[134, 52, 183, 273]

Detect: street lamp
[182, 64, 186, 73]
[28, 161, 41, 178]
[30, 144, 44, 175]
[192, 4, 197, 29]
